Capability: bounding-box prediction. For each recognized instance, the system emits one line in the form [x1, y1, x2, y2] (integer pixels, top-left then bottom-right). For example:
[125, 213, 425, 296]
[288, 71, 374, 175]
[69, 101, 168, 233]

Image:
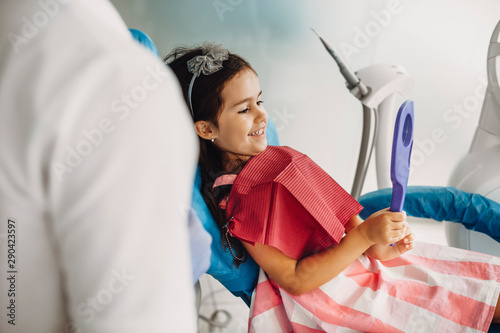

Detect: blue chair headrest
[129, 28, 159, 57]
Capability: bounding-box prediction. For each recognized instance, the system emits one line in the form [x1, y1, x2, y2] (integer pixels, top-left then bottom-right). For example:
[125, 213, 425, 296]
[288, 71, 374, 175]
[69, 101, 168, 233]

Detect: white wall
[110, 0, 500, 195]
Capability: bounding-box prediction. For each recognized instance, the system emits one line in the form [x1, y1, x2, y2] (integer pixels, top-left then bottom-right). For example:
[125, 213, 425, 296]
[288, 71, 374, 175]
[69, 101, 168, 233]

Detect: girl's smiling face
[196, 69, 268, 165]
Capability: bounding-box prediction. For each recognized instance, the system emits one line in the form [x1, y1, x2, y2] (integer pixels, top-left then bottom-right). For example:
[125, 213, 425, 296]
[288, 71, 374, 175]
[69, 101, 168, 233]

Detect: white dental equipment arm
[446, 20, 500, 256]
[313, 29, 414, 199]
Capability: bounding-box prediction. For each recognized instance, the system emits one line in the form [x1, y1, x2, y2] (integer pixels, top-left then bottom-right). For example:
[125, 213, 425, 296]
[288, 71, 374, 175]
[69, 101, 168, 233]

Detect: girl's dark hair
[164, 45, 256, 266]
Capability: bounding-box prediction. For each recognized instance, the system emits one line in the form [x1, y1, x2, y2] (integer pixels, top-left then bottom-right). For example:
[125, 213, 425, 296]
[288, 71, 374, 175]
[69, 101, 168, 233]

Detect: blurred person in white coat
[0, 0, 198, 332]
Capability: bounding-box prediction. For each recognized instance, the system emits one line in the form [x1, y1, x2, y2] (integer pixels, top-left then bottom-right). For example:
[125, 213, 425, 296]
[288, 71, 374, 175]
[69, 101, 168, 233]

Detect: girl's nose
[255, 105, 267, 122]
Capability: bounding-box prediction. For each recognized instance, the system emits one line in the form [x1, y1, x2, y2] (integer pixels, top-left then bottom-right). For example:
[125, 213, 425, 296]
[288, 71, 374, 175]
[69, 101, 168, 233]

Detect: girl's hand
[357, 208, 408, 246]
[365, 227, 416, 261]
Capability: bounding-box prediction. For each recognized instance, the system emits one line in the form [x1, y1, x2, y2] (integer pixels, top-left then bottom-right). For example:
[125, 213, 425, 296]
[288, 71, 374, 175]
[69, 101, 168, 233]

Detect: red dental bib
[225, 146, 363, 260]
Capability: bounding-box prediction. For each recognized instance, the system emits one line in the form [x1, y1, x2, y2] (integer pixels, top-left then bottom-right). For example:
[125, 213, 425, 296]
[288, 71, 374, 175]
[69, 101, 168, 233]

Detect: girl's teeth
[250, 129, 263, 136]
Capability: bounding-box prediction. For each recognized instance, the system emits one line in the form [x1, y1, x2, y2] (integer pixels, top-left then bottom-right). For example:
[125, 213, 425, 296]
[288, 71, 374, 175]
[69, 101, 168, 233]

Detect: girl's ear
[194, 121, 216, 141]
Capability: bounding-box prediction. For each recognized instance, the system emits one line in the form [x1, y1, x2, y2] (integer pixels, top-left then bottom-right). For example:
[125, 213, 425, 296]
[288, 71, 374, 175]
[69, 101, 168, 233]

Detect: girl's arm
[242, 209, 407, 296]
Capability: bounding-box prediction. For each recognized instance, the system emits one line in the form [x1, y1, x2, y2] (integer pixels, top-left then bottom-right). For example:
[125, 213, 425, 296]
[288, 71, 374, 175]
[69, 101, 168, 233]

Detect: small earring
[210, 136, 215, 142]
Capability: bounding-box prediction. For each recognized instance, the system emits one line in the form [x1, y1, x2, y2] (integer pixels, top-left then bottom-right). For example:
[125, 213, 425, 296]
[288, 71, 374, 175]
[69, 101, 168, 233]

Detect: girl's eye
[257, 100, 264, 106]
[238, 108, 249, 114]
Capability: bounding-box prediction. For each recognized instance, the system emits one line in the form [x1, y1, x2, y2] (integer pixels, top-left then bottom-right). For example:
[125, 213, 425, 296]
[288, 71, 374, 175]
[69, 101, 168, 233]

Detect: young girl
[166, 44, 500, 332]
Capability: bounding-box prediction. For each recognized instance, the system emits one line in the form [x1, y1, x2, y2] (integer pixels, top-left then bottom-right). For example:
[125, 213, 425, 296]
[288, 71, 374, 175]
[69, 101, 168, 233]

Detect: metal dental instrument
[311, 28, 369, 97]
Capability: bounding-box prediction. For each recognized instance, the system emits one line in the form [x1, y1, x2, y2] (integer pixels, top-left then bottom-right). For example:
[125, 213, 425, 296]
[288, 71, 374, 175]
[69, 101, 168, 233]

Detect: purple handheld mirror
[390, 100, 414, 245]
